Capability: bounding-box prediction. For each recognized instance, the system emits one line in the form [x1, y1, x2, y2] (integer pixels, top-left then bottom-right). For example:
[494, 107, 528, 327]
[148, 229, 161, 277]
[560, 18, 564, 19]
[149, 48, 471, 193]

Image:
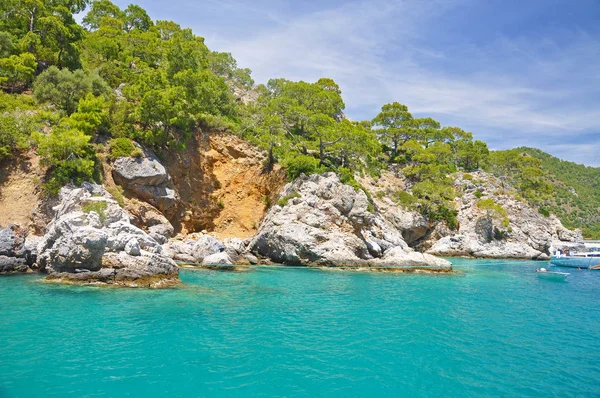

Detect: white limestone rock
[37, 183, 178, 287]
[426, 171, 585, 259]
[249, 173, 451, 270]
[162, 234, 226, 263]
[112, 148, 178, 212]
[202, 251, 234, 265]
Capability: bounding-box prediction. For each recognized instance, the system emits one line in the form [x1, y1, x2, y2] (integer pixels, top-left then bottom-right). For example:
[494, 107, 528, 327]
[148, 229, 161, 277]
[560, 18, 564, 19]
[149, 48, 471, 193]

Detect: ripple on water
[1, 261, 600, 397]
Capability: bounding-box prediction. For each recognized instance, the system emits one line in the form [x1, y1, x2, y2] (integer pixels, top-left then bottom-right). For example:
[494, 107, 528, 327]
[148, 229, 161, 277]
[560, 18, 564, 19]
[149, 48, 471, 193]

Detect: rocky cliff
[37, 183, 179, 288]
[0, 224, 38, 274]
[426, 172, 584, 259]
[247, 173, 451, 271]
[360, 170, 584, 260]
[1, 132, 589, 285]
[112, 150, 179, 216]
[112, 132, 285, 238]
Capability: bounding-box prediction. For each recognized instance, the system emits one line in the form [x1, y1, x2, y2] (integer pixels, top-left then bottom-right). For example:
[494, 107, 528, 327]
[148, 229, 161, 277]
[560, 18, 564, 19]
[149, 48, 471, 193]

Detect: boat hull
[550, 256, 600, 269]
[537, 272, 569, 281]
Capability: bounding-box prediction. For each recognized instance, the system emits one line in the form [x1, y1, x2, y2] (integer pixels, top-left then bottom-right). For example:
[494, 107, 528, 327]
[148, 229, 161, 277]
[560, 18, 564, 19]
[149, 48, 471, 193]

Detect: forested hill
[0, 0, 597, 239]
[517, 147, 600, 239]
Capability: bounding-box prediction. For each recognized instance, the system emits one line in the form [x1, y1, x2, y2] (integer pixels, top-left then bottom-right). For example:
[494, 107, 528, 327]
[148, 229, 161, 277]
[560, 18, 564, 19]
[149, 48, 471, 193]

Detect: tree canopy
[241, 78, 379, 175]
[0, 0, 87, 78]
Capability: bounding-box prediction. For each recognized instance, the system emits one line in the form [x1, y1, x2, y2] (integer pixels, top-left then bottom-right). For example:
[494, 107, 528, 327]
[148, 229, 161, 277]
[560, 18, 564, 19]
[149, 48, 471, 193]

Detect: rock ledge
[37, 183, 179, 288]
[248, 173, 451, 271]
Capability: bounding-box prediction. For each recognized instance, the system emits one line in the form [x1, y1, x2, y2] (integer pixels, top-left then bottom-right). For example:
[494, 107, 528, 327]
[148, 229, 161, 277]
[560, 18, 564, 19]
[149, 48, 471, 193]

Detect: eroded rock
[0, 256, 28, 273]
[126, 201, 174, 244]
[163, 234, 226, 264]
[0, 225, 25, 258]
[426, 171, 585, 259]
[37, 183, 179, 287]
[112, 148, 178, 213]
[202, 251, 234, 265]
[249, 173, 451, 271]
[0, 225, 39, 273]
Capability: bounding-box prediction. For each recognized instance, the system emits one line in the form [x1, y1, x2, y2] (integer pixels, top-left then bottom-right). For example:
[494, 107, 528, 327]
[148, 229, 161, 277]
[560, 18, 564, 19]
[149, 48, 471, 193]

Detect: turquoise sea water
[1, 259, 600, 397]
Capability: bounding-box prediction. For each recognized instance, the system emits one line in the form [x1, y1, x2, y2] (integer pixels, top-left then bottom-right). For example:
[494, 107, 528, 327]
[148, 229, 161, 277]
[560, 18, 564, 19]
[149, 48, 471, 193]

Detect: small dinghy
[536, 268, 569, 281]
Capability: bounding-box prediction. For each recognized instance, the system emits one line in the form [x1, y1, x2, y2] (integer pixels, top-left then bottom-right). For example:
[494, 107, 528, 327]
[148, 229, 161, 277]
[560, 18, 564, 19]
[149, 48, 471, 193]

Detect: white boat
[550, 250, 600, 269]
[584, 240, 600, 252]
[536, 268, 569, 281]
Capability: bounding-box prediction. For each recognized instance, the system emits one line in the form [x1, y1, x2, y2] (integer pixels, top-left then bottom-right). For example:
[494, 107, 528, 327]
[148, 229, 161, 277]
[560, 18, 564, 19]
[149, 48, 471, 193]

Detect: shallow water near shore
[1, 258, 599, 397]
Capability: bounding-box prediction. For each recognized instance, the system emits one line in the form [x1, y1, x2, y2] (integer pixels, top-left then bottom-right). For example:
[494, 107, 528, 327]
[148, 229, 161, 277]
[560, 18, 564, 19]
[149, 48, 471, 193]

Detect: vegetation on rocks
[476, 198, 509, 227]
[33, 126, 98, 194]
[106, 185, 125, 207]
[277, 192, 301, 207]
[109, 137, 136, 159]
[82, 200, 108, 222]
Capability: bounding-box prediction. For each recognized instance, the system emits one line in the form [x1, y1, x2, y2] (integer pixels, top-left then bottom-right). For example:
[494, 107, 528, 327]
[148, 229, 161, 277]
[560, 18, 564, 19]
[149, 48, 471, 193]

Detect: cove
[1, 258, 599, 397]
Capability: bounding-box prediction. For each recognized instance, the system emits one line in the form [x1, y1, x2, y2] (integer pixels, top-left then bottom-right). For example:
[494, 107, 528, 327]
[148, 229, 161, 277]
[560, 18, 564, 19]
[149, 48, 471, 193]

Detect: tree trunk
[29, 8, 36, 32]
[319, 138, 324, 166]
[265, 141, 275, 173]
[27, 8, 36, 53]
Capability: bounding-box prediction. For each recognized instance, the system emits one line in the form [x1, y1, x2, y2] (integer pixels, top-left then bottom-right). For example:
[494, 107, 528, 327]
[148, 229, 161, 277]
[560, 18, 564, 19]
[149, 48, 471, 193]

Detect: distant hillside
[518, 147, 600, 239]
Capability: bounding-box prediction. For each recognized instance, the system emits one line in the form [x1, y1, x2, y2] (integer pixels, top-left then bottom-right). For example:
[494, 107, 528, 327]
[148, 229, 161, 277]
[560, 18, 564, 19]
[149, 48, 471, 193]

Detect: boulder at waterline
[0, 225, 24, 257]
[0, 256, 28, 273]
[0, 225, 39, 273]
[37, 183, 179, 288]
[202, 251, 234, 266]
[162, 234, 226, 264]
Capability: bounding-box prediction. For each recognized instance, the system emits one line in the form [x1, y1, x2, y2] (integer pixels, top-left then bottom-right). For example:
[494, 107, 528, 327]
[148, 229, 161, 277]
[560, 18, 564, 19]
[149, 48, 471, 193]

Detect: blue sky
[107, 0, 600, 166]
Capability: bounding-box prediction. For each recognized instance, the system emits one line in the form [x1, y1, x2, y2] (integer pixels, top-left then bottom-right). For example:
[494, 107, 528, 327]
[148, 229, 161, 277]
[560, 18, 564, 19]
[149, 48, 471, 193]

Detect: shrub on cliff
[0, 53, 37, 92]
[33, 127, 98, 194]
[285, 155, 323, 180]
[412, 181, 458, 229]
[277, 192, 301, 206]
[0, 112, 39, 160]
[477, 198, 510, 227]
[66, 94, 110, 136]
[109, 137, 136, 160]
[82, 201, 109, 223]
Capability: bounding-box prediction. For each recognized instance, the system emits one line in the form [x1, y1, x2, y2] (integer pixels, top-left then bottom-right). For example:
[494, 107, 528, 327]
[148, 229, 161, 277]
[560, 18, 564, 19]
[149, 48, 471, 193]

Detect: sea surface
[1, 259, 599, 397]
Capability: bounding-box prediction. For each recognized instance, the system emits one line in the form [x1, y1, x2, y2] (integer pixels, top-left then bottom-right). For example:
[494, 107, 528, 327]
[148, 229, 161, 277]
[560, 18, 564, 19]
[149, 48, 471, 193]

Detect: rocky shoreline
[425, 171, 585, 259]
[0, 162, 585, 287]
[0, 225, 38, 274]
[3, 183, 180, 288]
[248, 173, 451, 271]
